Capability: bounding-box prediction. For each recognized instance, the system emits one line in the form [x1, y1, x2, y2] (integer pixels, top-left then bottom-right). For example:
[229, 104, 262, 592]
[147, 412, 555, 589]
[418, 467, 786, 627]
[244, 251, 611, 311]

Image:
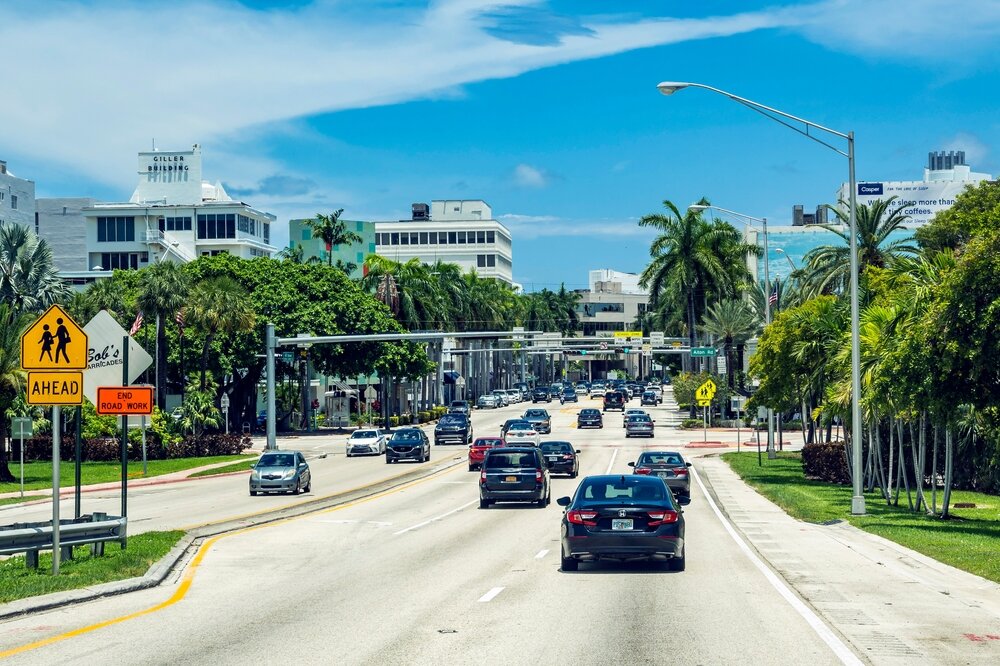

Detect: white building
[0, 160, 36, 230]
[374, 200, 514, 284]
[44, 145, 277, 285]
[837, 150, 992, 226]
[575, 271, 649, 337]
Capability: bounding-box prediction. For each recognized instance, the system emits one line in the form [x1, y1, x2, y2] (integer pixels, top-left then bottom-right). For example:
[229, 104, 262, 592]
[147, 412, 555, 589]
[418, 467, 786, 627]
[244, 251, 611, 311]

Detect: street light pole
[665, 81, 864, 514]
[775, 248, 798, 272]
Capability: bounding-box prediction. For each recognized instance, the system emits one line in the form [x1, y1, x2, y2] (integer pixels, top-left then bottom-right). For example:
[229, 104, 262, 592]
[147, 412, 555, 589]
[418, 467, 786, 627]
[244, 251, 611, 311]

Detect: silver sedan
[346, 428, 387, 457]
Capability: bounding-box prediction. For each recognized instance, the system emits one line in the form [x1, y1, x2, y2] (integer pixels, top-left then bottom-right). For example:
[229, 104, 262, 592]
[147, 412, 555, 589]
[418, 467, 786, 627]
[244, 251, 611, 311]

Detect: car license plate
[612, 519, 633, 531]
[656, 471, 669, 478]
[547, 456, 559, 461]
[504, 476, 517, 483]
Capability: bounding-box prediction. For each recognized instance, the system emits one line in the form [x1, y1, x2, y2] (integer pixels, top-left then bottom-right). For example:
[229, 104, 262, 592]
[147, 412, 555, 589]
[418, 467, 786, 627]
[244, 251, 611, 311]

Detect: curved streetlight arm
[659, 81, 849, 156]
[688, 204, 764, 225]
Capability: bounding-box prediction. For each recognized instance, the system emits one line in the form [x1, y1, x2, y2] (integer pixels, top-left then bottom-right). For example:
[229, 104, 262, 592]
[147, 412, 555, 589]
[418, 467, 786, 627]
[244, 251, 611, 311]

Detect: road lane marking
[478, 587, 504, 603]
[604, 449, 618, 474]
[691, 467, 863, 666]
[0, 460, 465, 660]
[392, 499, 478, 535]
[535, 549, 549, 559]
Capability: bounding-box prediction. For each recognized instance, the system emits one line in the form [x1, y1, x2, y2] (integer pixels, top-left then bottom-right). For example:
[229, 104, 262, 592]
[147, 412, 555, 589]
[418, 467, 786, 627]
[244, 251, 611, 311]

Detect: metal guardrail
[0, 513, 127, 569]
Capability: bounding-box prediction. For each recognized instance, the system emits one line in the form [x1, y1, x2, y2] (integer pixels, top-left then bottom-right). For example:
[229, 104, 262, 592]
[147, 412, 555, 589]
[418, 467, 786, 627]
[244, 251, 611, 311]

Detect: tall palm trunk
[200, 332, 215, 391]
[155, 314, 167, 409]
[687, 289, 697, 418]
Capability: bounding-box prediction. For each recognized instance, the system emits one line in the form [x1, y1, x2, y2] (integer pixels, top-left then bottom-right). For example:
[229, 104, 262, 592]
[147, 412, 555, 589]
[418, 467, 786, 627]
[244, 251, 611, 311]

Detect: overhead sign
[82, 311, 153, 406]
[96, 386, 154, 415]
[650, 332, 665, 347]
[696, 379, 717, 402]
[613, 331, 642, 339]
[21, 305, 88, 371]
[691, 347, 718, 357]
[27, 371, 84, 406]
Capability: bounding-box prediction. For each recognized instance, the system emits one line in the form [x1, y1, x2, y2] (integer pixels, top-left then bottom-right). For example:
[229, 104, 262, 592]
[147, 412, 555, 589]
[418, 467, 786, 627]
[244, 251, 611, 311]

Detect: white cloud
[940, 133, 989, 167]
[513, 164, 548, 188]
[499, 212, 652, 240]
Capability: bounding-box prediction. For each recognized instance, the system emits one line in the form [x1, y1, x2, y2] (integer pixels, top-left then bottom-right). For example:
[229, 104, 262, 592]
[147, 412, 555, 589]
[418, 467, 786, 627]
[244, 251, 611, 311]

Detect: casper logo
[858, 183, 883, 196]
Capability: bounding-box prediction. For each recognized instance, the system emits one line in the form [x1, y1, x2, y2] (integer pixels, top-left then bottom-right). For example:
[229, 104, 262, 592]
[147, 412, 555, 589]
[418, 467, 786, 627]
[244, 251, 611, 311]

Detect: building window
[356, 221, 364, 232]
[97, 216, 136, 242]
[477, 254, 486, 268]
[419, 232, 428, 244]
[10, 195, 17, 210]
[100, 252, 141, 270]
[487, 254, 496, 267]
[390, 233, 399, 245]
[476, 231, 486, 244]
[487, 231, 495, 243]
[238, 215, 249, 233]
[457, 231, 467, 244]
[400, 233, 409, 245]
[263, 222, 270, 243]
[161, 216, 192, 232]
[448, 232, 457, 244]
[429, 232, 438, 244]
[439, 232, 447, 245]
[196, 214, 236, 240]
[368, 242, 375, 253]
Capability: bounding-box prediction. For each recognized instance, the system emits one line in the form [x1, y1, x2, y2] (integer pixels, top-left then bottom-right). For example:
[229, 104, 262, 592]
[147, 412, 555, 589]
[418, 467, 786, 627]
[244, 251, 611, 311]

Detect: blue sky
[3, 0, 1000, 290]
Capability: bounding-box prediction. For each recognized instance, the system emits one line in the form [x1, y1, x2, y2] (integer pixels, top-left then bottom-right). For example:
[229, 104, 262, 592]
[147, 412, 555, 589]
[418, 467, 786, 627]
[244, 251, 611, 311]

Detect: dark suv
[479, 447, 551, 508]
[603, 391, 625, 412]
[531, 387, 551, 403]
[386, 428, 430, 463]
[435, 413, 473, 445]
[449, 400, 471, 415]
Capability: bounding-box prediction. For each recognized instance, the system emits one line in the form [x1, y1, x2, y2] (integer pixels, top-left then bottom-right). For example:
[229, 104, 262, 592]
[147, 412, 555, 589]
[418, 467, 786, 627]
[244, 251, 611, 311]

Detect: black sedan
[539, 441, 580, 477]
[629, 451, 692, 498]
[577, 408, 603, 429]
[386, 428, 431, 463]
[531, 387, 552, 403]
[558, 474, 687, 571]
[559, 388, 578, 403]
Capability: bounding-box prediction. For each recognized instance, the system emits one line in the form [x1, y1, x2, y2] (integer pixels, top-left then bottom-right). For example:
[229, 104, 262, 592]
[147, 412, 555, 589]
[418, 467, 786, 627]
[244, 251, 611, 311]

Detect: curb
[0, 454, 466, 621]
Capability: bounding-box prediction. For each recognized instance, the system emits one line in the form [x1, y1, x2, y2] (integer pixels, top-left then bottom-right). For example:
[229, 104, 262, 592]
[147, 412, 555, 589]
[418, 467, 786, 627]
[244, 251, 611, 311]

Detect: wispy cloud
[513, 164, 549, 188]
[940, 133, 989, 167]
[500, 212, 652, 240]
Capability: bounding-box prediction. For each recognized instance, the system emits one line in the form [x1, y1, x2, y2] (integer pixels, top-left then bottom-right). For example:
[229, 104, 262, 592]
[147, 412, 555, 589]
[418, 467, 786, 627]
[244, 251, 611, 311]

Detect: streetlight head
[657, 81, 691, 96]
[687, 204, 709, 212]
[775, 248, 785, 254]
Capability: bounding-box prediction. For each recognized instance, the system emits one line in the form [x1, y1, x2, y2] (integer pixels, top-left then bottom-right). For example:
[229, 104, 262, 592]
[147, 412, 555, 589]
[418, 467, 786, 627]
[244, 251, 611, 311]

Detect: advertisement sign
[82, 311, 153, 406]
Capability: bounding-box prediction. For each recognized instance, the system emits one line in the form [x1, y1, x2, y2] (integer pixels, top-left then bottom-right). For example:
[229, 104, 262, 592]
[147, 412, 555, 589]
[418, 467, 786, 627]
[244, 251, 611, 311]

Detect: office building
[287, 217, 376, 279]
[575, 270, 649, 337]
[374, 200, 514, 284]
[0, 160, 35, 230]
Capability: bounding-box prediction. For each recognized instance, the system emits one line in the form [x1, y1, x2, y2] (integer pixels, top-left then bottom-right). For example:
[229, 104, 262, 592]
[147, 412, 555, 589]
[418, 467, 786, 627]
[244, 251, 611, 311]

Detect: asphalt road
[0, 395, 858, 664]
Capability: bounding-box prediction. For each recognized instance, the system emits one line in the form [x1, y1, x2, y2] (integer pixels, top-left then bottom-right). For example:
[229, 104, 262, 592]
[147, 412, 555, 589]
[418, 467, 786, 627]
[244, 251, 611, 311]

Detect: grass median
[0, 530, 185, 604]
[189, 458, 257, 477]
[0, 455, 252, 498]
[722, 451, 1000, 584]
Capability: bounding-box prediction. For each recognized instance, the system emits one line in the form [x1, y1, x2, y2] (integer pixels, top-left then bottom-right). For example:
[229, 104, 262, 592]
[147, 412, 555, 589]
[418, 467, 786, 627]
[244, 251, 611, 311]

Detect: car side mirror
[627, 461, 635, 467]
[556, 496, 571, 506]
[677, 495, 691, 506]
[575, 449, 581, 454]
[686, 462, 692, 467]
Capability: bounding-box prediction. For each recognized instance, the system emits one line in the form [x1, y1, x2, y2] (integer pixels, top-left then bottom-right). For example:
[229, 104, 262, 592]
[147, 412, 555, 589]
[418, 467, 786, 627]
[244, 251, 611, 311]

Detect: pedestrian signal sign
[21, 305, 88, 371]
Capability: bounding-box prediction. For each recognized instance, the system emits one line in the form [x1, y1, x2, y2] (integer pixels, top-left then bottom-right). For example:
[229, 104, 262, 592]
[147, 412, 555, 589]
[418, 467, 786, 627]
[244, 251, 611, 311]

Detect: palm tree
[0, 304, 31, 482]
[0, 223, 69, 312]
[800, 197, 918, 296]
[187, 276, 257, 391]
[137, 261, 190, 409]
[306, 210, 363, 268]
[701, 299, 758, 393]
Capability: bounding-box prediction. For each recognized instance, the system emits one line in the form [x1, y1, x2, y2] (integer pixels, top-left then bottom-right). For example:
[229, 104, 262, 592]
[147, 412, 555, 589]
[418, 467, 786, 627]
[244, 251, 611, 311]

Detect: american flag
[175, 308, 185, 335]
[768, 290, 778, 305]
[129, 311, 143, 336]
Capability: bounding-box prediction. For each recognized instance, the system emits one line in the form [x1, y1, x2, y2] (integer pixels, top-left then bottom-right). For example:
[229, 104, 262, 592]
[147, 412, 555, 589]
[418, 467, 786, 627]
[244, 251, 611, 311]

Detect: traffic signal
[623, 347, 631, 355]
[580, 349, 588, 355]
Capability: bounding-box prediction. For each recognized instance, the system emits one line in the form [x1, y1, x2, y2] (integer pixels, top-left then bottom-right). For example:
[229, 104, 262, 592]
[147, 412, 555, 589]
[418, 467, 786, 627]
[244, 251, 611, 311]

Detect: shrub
[389, 416, 400, 427]
[418, 411, 430, 423]
[781, 420, 804, 432]
[801, 443, 851, 484]
[680, 418, 704, 429]
[165, 433, 251, 459]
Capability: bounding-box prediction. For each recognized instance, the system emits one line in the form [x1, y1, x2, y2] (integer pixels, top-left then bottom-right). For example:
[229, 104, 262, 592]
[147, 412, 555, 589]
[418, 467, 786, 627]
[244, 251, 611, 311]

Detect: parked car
[477, 394, 498, 409]
[603, 391, 625, 412]
[625, 414, 655, 438]
[557, 474, 687, 571]
[449, 400, 471, 415]
[386, 428, 431, 463]
[435, 413, 473, 445]
[559, 387, 578, 404]
[577, 408, 603, 429]
[479, 447, 551, 508]
[345, 428, 387, 457]
[522, 408, 552, 434]
[469, 437, 505, 471]
[539, 440, 580, 477]
[505, 422, 541, 446]
[531, 387, 552, 403]
[641, 390, 662, 406]
[502, 418, 531, 439]
[250, 451, 311, 496]
[622, 408, 647, 426]
[505, 389, 522, 404]
[492, 390, 510, 407]
[629, 451, 692, 498]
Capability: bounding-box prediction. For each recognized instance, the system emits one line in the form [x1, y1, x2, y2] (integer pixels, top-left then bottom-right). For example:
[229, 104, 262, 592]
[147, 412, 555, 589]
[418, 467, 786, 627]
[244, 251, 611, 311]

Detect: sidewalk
[698, 454, 1000, 664]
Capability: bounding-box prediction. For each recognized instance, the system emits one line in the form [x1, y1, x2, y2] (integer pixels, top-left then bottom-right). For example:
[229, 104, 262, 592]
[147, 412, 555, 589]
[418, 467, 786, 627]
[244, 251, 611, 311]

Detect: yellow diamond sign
[21, 305, 88, 371]
[696, 379, 717, 401]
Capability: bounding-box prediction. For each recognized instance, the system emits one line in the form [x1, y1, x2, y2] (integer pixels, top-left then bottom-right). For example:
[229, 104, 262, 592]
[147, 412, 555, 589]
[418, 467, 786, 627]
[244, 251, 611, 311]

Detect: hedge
[13, 433, 251, 462]
[801, 443, 851, 484]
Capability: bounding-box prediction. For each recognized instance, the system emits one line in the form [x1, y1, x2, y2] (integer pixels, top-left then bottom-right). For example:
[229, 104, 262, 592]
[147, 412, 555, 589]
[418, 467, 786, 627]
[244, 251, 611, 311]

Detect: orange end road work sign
[96, 386, 154, 415]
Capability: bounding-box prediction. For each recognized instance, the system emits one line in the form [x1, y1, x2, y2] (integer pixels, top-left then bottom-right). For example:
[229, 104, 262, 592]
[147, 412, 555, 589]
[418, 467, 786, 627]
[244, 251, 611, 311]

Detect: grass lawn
[722, 451, 1000, 584]
[189, 458, 257, 478]
[0, 530, 185, 604]
[0, 455, 249, 496]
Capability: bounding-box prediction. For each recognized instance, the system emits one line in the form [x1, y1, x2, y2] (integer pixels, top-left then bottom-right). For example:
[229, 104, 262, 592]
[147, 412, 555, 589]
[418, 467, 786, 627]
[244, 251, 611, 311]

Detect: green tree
[137, 261, 190, 409]
[0, 305, 32, 482]
[701, 299, 757, 394]
[306, 210, 363, 268]
[187, 276, 256, 391]
[180, 389, 222, 437]
[914, 180, 1000, 253]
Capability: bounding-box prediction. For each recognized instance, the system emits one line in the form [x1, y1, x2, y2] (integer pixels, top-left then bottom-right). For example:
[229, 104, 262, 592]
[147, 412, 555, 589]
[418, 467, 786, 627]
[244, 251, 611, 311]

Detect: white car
[346, 429, 387, 457]
[478, 394, 499, 409]
[506, 389, 522, 403]
[493, 391, 510, 407]
[590, 385, 606, 399]
[504, 424, 541, 446]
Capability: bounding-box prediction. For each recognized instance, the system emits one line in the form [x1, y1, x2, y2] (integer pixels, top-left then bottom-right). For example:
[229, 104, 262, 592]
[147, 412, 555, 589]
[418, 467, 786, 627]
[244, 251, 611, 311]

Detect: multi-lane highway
[0, 395, 856, 664]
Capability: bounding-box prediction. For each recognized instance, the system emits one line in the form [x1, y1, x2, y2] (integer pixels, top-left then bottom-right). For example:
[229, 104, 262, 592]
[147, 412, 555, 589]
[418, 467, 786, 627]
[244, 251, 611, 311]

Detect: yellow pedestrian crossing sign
[696, 379, 717, 402]
[21, 305, 88, 371]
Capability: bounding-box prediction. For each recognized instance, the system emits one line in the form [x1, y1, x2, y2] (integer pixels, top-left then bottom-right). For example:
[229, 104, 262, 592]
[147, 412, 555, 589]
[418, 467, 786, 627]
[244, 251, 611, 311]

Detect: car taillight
[562, 454, 574, 460]
[566, 510, 598, 526]
[535, 469, 543, 482]
[673, 467, 688, 476]
[647, 510, 679, 527]
[480, 470, 487, 484]
[634, 467, 651, 475]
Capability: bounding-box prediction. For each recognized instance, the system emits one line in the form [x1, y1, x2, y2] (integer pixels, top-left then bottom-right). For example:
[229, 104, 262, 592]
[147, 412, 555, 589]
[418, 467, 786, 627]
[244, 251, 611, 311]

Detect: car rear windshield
[605, 392, 623, 399]
[391, 430, 421, 442]
[451, 401, 468, 408]
[638, 453, 684, 465]
[485, 452, 538, 469]
[475, 439, 503, 447]
[440, 415, 467, 424]
[524, 410, 547, 418]
[580, 409, 599, 416]
[628, 415, 651, 423]
[258, 454, 294, 467]
[540, 442, 572, 453]
[578, 479, 670, 503]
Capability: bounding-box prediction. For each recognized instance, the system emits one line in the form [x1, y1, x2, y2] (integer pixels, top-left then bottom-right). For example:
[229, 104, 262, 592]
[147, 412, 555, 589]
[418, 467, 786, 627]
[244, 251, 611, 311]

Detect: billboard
[842, 178, 983, 226]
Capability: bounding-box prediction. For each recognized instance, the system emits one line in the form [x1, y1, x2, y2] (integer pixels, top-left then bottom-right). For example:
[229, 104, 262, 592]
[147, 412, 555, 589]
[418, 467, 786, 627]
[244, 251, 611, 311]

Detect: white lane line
[392, 499, 479, 536]
[691, 467, 863, 666]
[604, 448, 618, 474]
[535, 549, 549, 559]
[478, 587, 505, 603]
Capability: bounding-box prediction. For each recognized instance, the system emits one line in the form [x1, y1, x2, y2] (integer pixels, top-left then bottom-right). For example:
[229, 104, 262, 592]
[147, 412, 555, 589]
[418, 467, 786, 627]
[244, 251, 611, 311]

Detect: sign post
[11, 417, 32, 498]
[695, 380, 717, 445]
[221, 393, 230, 435]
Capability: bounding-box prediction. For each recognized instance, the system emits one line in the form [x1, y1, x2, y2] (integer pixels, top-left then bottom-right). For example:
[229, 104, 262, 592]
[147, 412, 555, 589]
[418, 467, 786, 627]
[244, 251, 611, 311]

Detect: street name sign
[691, 347, 718, 357]
[21, 305, 88, 371]
[696, 379, 717, 402]
[96, 386, 154, 415]
[82, 311, 154, 406]
[27, 371, 84, 406]
[11, 417, 33, 438]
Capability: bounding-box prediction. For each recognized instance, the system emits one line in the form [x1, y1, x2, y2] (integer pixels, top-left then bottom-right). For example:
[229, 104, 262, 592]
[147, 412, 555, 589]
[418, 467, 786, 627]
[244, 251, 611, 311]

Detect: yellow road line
[0, 462, 464, 660]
